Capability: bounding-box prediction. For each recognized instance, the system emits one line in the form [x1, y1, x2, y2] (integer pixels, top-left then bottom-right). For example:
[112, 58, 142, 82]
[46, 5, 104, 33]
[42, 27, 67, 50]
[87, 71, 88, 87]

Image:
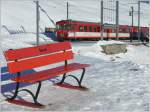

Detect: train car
[56, 20, 149, 41]
[56, 20, 100, 41]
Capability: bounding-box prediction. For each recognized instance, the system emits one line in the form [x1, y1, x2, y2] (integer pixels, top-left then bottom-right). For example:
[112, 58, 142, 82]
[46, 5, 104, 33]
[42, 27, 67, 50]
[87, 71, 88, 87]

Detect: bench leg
[58, 68, 86, 87]
[7, 81, 42, 105]
[18, 81, 42, 105]
[7, 72, 21, 100]
[78, 68, 85, 87]
[58, 73, 66, 84]
[7, 81, 20, 100]
[34, 81, 42, 104]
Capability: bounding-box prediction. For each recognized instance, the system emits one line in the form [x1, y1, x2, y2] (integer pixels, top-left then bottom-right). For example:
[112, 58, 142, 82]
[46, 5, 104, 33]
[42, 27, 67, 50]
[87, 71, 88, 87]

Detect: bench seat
[12, 63, 90, 83]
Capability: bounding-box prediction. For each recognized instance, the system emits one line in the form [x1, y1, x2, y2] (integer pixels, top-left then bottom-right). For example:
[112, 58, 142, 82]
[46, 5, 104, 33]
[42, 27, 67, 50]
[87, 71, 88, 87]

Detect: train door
[106, 29, 112, 40]
[71, 24, 76, 39]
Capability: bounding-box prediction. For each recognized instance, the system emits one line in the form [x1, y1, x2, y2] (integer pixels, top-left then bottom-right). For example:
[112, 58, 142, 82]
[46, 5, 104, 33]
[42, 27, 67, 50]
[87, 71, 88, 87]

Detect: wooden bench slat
[4, 42, 71, 61]
[8, 51, 73, 74]
[11, 63, 90, 83]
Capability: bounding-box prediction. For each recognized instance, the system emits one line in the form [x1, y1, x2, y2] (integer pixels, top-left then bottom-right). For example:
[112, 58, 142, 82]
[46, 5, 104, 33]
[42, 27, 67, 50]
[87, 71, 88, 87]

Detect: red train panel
[55, 20, 149, 41]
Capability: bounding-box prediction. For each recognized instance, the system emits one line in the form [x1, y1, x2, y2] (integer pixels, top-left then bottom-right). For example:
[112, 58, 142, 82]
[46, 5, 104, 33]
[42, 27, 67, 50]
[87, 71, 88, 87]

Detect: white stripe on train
[68, 32, 130, 38]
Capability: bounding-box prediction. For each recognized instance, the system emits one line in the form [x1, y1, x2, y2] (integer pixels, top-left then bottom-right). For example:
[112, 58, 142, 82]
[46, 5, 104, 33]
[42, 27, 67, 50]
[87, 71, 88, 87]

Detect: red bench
[4, 42, 90, 107]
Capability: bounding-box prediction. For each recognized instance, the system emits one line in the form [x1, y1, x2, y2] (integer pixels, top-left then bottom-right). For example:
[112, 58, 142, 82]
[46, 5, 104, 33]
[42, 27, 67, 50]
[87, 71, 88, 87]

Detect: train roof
[56, 20, 149, 29]
[56, 19, 100, 24]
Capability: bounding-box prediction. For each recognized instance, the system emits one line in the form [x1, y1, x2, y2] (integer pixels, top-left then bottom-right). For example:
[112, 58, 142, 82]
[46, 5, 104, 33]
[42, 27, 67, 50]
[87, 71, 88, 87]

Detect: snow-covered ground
[0, 34, 150, 111]
[1, 53, 150, 112]
[1, 0, 150, 111]
[73, 40, 150, 65]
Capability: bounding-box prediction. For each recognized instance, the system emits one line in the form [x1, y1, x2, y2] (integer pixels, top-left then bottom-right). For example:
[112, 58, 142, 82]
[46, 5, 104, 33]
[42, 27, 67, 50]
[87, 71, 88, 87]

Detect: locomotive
[55, 20, 149, 41]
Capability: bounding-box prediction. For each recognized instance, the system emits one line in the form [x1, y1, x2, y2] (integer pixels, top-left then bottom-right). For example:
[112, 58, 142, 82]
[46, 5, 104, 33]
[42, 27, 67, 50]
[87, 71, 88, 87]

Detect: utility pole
[116, 1, 119, 40]
[36, 0, 40, 45]
[131, 7, 134, 28]
[101, 1, 104, 40]
[138, 1, 150, 42]
[67, 2, 69, 20]
[138, 1, 141, 42]
[129, 6, 134, 42]
[129, 1, 149, 42]
[130, 6, 134, 42]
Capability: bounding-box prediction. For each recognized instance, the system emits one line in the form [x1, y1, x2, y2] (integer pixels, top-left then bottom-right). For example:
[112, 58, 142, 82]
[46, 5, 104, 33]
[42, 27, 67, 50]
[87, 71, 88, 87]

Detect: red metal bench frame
[4, 42, 90, 106]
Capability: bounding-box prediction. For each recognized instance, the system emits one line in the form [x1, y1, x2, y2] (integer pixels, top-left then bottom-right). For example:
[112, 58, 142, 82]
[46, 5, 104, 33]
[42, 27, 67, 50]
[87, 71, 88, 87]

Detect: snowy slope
[1, 33, 53, 51]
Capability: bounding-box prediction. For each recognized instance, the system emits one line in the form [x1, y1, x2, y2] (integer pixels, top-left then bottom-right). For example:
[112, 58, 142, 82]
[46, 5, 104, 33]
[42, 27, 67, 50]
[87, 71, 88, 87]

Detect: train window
[59, 25, 62, 30]
[71, 25, 75, 30]
[94, 27, 97, 32]
[97, 27, 100, 32]
[61, 24, 64, 30]
[119, 28, 123, 32]
[122, 28, 127, 33]
[56, 25, 61, 30]
[64, 24, 67, 30]
[71, 24, 77, 31]
[79, 26, 83, 31]
[56, 25, 59, 30]
[89, 26, 92, 32]
[67, 25, 71, 30]
[56, 25, 60, 30]
[58, 25, 64, 30]
[62, 24, 70, 30]
[84, 26, 87, 32]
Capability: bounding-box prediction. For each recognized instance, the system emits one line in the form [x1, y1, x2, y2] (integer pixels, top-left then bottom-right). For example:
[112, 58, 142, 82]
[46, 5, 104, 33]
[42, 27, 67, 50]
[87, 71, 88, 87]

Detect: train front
[56, 21, 70, 41]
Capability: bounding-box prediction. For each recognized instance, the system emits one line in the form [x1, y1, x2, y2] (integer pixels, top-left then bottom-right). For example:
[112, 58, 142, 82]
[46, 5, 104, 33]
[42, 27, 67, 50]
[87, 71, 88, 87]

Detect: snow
[1, 33, 53, 51]
[0, 0, 150, 111]
[96, 40, 125, 46]
[117, 45, 150, 65]
[1, 55, 150, 111]
[1, 38, 150, 111]
[73, 40, 150, 65]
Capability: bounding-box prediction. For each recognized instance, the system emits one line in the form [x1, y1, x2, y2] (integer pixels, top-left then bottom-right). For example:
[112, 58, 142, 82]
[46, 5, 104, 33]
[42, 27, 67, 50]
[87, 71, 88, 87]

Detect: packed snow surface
[1, 35, 150, 111]
[73, 40, 150, 65]
[1, 55, 150, 111]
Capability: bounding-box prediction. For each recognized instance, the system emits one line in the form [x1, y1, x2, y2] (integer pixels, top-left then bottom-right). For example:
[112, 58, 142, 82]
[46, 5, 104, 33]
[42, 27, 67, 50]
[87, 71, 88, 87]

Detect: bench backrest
[4, 42, 73, 74]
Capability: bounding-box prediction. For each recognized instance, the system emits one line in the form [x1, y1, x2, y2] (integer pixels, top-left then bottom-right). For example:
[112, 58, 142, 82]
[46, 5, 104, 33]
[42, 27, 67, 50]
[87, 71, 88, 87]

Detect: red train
[55, 20, 149, 41]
